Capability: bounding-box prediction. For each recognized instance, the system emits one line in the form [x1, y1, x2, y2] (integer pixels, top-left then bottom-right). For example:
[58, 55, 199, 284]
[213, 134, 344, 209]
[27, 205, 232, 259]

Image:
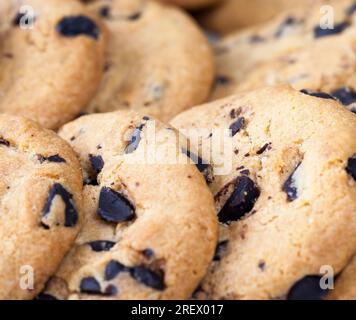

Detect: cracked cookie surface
[0, 114, 83, 299]
[39, 111, 218, 300]
[0, 0, 106, 129]
[171, 85, 356, 299]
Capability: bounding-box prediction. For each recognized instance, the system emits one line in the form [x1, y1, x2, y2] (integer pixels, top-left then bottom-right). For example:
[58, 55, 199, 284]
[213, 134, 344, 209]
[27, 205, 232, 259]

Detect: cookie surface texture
[85, 0, 214, 122]
[0, 0, 106, 129]
[212, 0, 356, 100]
[0, 114, 83, 299]
[171, 85, 356, 299]
[39, 111, 218, 300]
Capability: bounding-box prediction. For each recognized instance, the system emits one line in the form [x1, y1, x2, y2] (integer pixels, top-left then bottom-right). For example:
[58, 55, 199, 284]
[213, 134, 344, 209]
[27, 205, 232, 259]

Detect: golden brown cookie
[0, 114, 83, 299]
[237, 31, 356, 113]
[211, 0, 356, 100]
[85, 0, 214, 122]
[38, 111, 218, 300]
[172, 85, 356, 299]
[0, 0, 106, 129]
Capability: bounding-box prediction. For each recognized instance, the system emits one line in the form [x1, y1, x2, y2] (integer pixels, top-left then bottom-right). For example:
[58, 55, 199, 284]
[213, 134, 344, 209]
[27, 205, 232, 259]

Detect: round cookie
[196, 0, 319, 34]
[0, 114, 83, 299]
[0, 0, 106, 129]
[327, 255, 356, 299]
[171, 85, 356, 299]
[211, 0, 356, 100]
[237, 31, 356, 114]
[84, 0, 214, 122]
[38, 111, 218, 300]
[159, 0, 219, 10]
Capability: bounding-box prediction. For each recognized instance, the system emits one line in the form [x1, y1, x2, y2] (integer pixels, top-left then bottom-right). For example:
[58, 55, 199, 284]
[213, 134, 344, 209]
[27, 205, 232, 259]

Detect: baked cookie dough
[172, 85, 356, 299]
[0, 114, 83, 299]
[0, 0, 106, 129]
[85, 0, 214, 122]
[38, 111, 218, 300]
[238, 32, 356, 114]
[211, 0, 356, 100]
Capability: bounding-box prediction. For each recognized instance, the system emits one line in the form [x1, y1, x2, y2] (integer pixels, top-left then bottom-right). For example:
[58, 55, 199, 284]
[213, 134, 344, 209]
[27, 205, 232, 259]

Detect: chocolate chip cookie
[0, 0, 106, 129]
[212, 0, 356, 100]
[238, 31, 356, 113]
[171, 85, 356, 299]
[84, 0, 214, 122]
[0, 114, 83, 299]
[38, 111, 218, 300]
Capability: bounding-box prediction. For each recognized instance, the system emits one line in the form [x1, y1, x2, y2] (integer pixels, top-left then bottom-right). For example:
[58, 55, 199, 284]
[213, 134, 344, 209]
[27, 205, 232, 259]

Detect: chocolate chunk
[105, 260, 127, 281]
[240, 169, 250, 176]
[98, 187, 135, 223]
[229, 117, 245, 136]
[332, 87, 356, 106]
[89, 154, 104, 174]
[346, 3, 356, 16]
[213, 240, 229, 261]
[125, 124, 145, 154]
[275, 16, 297, 37]
[215, 75, 230, 86]
[104, 285, 118, 296]
[346, 156, 356, 180]
[256, 143, 271, 155]
[128, 12, 142, 20]
[57, 16, 100, 40]
[88, 240, 116, 252]
[142, 248, 155, 259]
[130, 266, 165, 291]
[37, 154, 66, 164]
[283, 163, 301, 201]
[84, 177, 99, 186]
[80, 277, 101, 294]
[99, 6, 110, 18]
[42, 183, 78, 228]
[229, 108, 242, 119]
[35, 293, 58, 300]
[0, 138, 10, 147]
[249, 35, 265, 43]
[181, 148, 214, 184]
[314, 21, 350, 38]
[258, 261, 266, 271]
[287, 275, 328, 300]
[47, 155, 66, 163]
[218, 176, 260, 223]
[300, 89, 335, 100]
